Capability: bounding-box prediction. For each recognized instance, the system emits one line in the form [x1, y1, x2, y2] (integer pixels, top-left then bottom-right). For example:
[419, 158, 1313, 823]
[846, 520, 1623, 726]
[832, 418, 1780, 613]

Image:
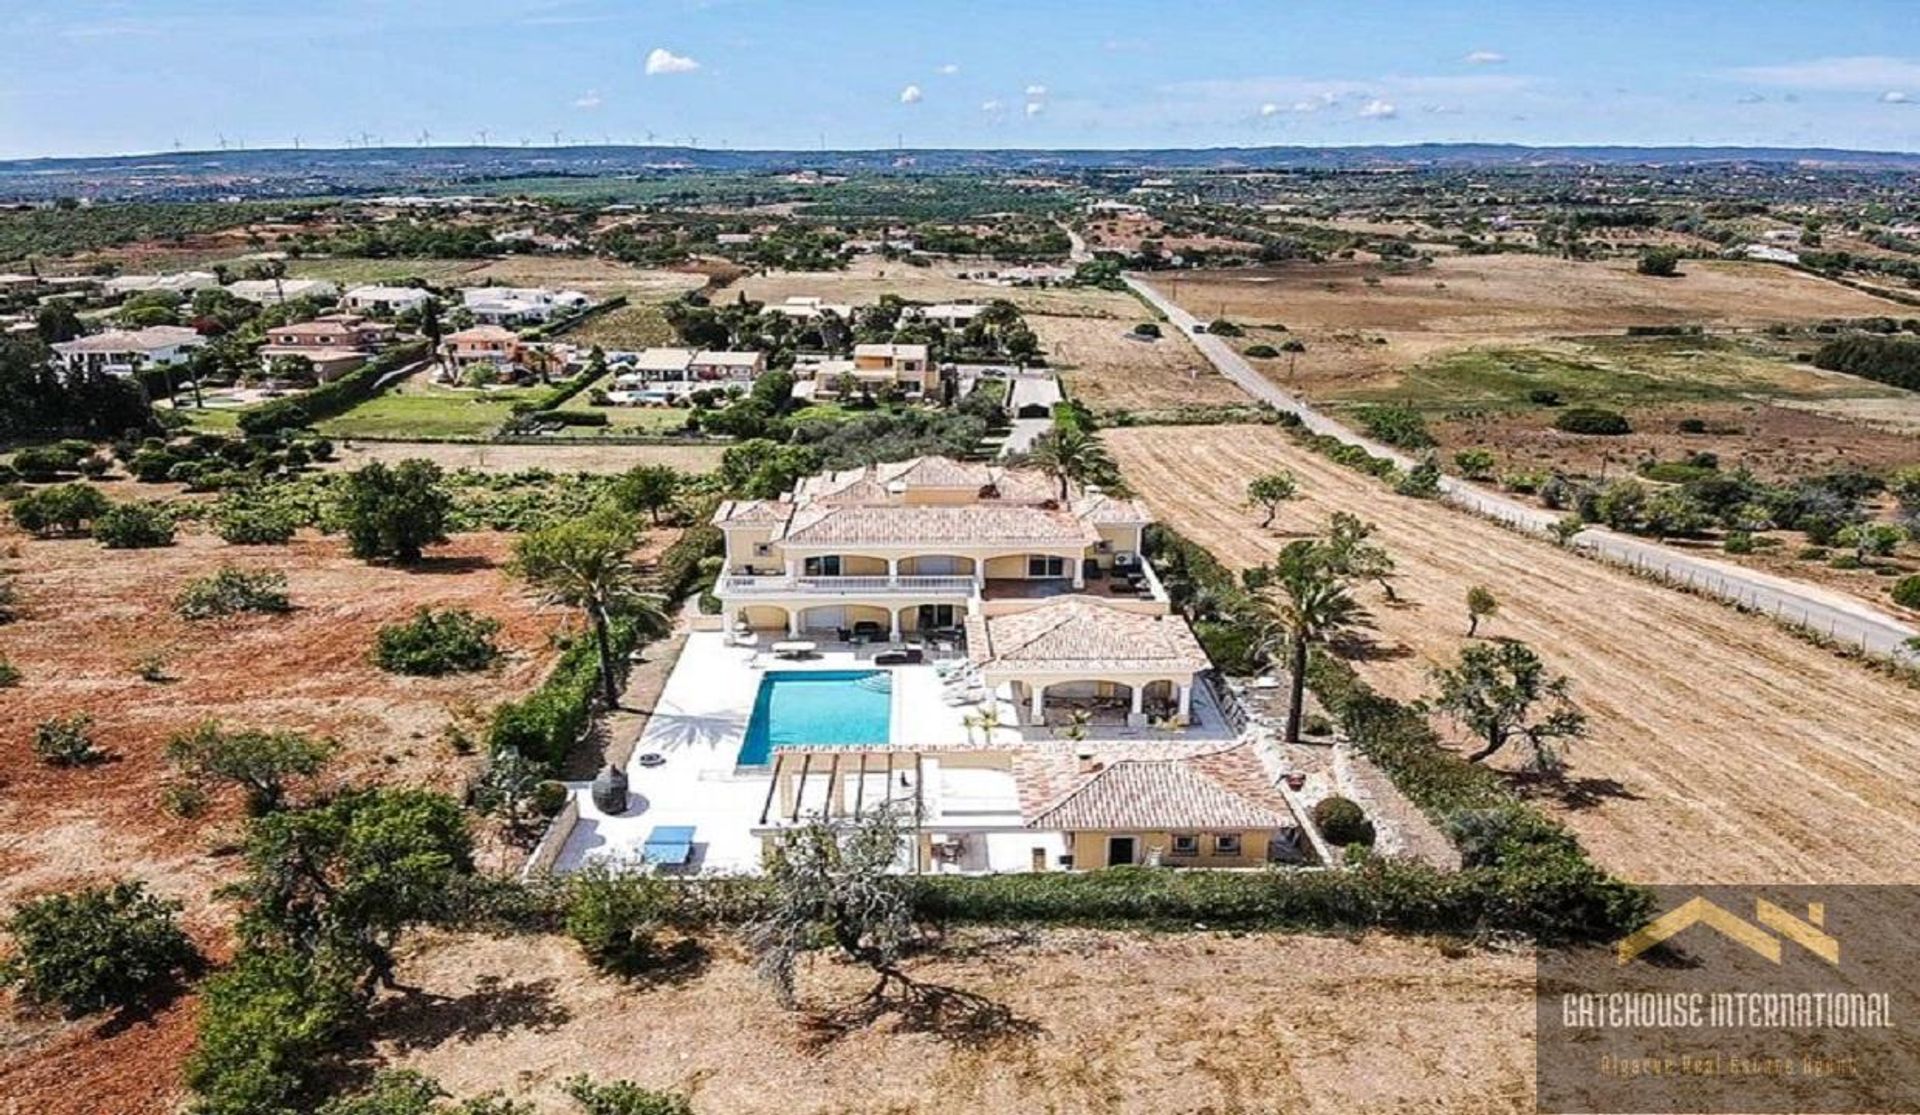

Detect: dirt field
[723, 256, 1133, 318]
[283, 256, 707, 302]
[1168, 255, 1920, 437]
[325, 439, 725, 474]
[1033, 314, 1249, 412]
[1104, 424, 1920, 886]
[378, 928, 1536, 1115]
[0, 525, 578, 1115]
[0, 529, 567, 919]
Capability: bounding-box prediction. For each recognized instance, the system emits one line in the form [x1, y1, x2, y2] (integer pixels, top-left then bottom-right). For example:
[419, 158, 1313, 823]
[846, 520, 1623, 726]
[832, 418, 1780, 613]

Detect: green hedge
[908, 857, 1642, 944]
[239, 342, 429, 436]
[488, 617, 637, 768]
[653, 523, 723, 600]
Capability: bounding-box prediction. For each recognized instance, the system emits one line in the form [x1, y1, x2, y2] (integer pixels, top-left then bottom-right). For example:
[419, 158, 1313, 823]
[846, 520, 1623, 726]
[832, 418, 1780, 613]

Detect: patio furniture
[642, 825, 697, 867]
[771, 640, 817, 659]
[852, 620, 884, 642]
[874, 647, 923, 666]
[591, 764, 629, 814]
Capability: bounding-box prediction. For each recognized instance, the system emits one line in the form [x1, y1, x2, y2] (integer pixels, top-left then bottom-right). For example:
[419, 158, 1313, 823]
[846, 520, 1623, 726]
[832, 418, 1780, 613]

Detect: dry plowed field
[381, 928, 1537, 1115]
[1106, 424, 1920, 885]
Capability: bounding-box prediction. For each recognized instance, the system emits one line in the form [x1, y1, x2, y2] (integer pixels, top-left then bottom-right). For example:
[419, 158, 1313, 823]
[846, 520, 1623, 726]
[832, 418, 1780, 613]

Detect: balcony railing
[718, 573, 978, 597]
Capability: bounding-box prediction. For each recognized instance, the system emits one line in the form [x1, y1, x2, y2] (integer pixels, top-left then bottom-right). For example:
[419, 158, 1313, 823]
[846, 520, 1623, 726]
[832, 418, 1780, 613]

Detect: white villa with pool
[538, 457, 1321, 879]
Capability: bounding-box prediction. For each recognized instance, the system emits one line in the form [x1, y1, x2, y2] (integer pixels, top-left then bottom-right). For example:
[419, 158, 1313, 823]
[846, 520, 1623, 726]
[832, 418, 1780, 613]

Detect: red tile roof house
[258, 313, 395, 380]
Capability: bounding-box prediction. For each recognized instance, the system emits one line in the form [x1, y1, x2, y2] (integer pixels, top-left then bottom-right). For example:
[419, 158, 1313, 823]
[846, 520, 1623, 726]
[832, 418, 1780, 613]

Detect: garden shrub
[488, 618, 636, 767]
[1244, 343, 1279, 358]
[10, 445, 80, 480]
[1893, 576, 1920, 610]
[374, 608, 502, 676]
[1311, 796, 1376, 846]
[216, 504, 299, 545]
[561, 866, 681, 976]
[93, 500, 176, 548]
[1357, 404, 1436, 450]
[35, 713, 103, 766]
[187, 947, 359, 1115]
[563, 1077, 694, 1115]
[1554, 407, 1632, 436]
[0, 655, 19, 687]
[10, 482, 109, 536]
[176, 567, 291, 619]
[0, 881, 196, 1016]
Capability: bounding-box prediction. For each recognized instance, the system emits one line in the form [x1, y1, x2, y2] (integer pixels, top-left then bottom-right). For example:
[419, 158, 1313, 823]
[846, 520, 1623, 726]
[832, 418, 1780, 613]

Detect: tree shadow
[399, 553, 496, 576]
[91, 955, 208, 1039]
[1508, 770, 1643, 812]
[1330, 634, 1417, 663]
[800, 972, 1042, 1053]
[367, 975, 574, 1053]
[593, 936, 713, 990]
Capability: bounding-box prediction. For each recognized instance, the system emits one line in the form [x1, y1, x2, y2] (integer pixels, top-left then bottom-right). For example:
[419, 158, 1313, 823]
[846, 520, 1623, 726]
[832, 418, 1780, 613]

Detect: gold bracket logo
[1616, 896, 1840, 966]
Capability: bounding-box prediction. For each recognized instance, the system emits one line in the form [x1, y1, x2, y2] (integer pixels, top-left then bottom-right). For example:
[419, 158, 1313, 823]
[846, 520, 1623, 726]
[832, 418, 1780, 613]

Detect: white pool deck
[549, 632, 1232, 876]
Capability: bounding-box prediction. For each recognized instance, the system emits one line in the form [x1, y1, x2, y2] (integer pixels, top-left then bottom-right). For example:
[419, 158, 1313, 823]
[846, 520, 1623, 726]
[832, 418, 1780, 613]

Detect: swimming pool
[738, 670, 893, 766]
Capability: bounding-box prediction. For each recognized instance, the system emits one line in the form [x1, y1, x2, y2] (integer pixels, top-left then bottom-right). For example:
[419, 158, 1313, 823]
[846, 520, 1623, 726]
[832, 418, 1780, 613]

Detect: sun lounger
[771, 641, 817, 659]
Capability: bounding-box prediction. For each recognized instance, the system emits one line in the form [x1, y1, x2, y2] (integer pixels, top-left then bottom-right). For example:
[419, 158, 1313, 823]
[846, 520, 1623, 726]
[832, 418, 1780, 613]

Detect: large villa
[540, 457, 1319, 878]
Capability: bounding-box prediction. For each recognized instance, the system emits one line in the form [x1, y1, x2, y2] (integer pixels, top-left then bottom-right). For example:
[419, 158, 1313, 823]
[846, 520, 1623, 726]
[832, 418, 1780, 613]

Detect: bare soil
[376, 928, 1536, 1115]
[1104, 424, 1920, 886]
[0, 527, 569, 1115]
[1034, 315, 1249, 412]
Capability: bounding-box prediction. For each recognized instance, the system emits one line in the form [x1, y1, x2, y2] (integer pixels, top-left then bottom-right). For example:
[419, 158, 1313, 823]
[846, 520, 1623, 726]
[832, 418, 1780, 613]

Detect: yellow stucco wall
[1070, 829, 1273, 869]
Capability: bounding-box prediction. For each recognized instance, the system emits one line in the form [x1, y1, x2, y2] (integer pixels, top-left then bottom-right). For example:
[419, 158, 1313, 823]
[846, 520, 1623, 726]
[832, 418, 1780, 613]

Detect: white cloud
[1025, 101, 1045, 116]
[1882, 90, 1912, 103]
[980, 99, 1004, 112]
[1025, 84, 1048, 97]
[899, 84, 923, 104]
[572, 90, 603, 109]
[1724, 55, 1920, 91]
[938, 63, 960, 75]
[1735, 92, 1766, 104]
[1464, 50, 1507, 65]
[1358, 98, 1398, 119]
[1259, 102, 1280, 117]
[644, 47, 700, 76]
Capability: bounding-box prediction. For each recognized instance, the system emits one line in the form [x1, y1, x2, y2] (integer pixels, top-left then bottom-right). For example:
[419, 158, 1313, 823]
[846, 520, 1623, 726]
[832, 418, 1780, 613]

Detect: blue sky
[4, 0, 1919, 158]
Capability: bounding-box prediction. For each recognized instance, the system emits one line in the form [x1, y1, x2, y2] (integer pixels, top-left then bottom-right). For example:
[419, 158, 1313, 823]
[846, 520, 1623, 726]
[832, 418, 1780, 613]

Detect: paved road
[1124, 272, 1920, 664]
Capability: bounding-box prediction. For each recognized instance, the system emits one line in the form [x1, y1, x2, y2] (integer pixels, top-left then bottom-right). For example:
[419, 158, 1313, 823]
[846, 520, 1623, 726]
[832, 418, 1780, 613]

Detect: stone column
[787, 610, 802, 638]
[1030, 683, 1046, 724]
[1176, 683, 1192, 724]
[889, 607, 902, 642]
[887, 556, 900, 585]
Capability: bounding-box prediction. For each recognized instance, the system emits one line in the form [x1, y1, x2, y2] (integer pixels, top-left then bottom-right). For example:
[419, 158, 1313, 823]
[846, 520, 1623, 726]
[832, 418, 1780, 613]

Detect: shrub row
[1812, 333, 1920, 393]
[239, 341, 429, 436]
[487, 616, 637, 768]
[907, 857, 1643, 944]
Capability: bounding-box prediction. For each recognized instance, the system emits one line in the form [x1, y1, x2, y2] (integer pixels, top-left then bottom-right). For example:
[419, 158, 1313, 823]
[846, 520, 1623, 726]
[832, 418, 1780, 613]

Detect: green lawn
[316, 385, 549, 440]
[554, 378, 694, 432]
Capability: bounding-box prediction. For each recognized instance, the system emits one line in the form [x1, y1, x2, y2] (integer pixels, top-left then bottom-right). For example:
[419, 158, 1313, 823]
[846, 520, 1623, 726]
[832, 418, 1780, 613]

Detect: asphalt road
[1123, 272, 1920, 664]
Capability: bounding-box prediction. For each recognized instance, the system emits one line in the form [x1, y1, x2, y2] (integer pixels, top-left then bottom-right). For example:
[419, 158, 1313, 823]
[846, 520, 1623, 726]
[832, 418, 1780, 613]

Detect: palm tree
[1027, 426, 1116, 500]
[1257, 540, 1372, 744]
[509, 511, 670, 708]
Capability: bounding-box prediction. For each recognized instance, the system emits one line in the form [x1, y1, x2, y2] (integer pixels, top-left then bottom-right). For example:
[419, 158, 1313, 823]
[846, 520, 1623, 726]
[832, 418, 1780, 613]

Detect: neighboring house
[341, 285, 431, 316]
[438, 325, 523, 368]
[808, 342, 937, 397]
[226, 278, 340, 305]
[688, 349, 766, 382]
[104, 271, 219, 297]
[767, 295, 857, 321]
[716, 232, 757, 246]
[258, 313, 395, 380]
[904, 302, 986, 325]
[459, 286, 590, 326]
[712, 455, 1196, 725]
[1740, 244, 1800, 264]
[610, 347, 696, 386]
[51, 326, 205, 378]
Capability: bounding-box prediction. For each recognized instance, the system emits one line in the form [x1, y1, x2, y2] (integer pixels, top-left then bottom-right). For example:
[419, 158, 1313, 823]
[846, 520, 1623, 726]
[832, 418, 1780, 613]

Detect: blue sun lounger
[642, 825, 697, 866]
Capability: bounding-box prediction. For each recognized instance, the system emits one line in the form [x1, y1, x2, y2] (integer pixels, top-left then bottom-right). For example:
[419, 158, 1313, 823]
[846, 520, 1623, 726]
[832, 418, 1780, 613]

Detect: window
[1027, 555, 1065, 578]
[1213, 833, 1243, 856]
[803, 556, 842, 577]
[1169, 834, 1200, 857]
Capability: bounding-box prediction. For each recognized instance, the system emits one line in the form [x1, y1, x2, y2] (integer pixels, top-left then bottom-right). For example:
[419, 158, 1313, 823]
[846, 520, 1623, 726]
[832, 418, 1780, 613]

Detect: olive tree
[337, 459, 450, 565]
[1431, 640, 1587, 771]
[746, 807, 915, 1008]
[1245, 471, 1298, 528]
[0, 881, 197, 1016]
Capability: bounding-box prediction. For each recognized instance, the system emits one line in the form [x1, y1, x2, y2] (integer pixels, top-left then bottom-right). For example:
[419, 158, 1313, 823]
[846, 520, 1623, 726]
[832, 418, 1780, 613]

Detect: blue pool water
[738, 670, 893, 766]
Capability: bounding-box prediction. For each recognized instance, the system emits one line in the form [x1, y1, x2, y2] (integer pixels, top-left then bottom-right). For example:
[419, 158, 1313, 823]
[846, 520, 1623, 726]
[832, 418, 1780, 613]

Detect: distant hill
[3, 142, 1918, 202]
